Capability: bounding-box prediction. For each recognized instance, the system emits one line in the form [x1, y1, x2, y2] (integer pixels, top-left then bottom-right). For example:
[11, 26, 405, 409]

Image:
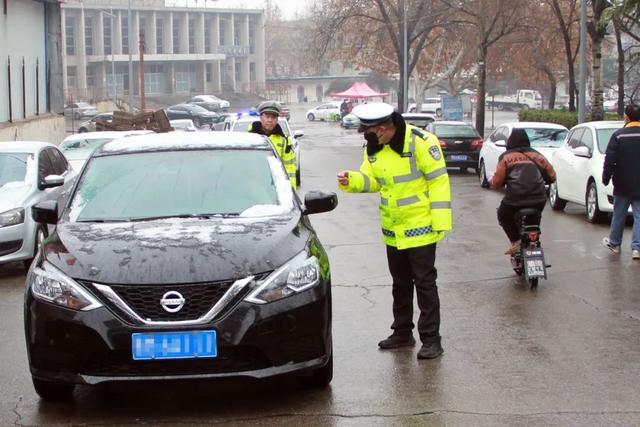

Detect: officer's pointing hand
[337, 171, 349, 186]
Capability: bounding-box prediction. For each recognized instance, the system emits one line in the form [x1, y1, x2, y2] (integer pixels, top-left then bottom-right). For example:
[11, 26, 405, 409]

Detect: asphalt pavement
[2, 103, 639, 426]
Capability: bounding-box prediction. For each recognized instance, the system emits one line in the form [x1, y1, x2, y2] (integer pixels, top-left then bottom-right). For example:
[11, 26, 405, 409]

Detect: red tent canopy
[330, 82, 389, 99]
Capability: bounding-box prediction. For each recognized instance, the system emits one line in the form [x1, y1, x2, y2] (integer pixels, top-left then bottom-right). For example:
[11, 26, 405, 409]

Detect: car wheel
[32, 378, 75, 401]
[548, 182, 567, 211]
[298, 353, 332, 388]
[586, 181, 607, 223]
[479, 160, 490, 188]
[436, 108, 442, 117]
[307, 113, 315, 121]
[409, 107, 416, 113]
[23, 226, 47, 271]
[194, 118, 202, 127]
[78, 127, 88, 133]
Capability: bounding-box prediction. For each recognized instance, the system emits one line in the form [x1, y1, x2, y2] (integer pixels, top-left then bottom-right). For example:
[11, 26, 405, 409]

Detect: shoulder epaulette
[411, 127, 428, 140]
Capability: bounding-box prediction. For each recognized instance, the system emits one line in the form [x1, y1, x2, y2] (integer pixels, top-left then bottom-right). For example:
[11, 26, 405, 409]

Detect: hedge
[518, 109, 622, 129]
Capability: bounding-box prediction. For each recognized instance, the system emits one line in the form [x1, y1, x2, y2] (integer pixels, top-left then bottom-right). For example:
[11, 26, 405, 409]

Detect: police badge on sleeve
[429, 145, 442, 161]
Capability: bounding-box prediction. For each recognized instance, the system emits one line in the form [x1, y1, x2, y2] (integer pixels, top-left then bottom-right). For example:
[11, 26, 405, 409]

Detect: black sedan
[165, 104, 223, 128]
[426, 121, 484, 173]
[25, 132, 337, 400]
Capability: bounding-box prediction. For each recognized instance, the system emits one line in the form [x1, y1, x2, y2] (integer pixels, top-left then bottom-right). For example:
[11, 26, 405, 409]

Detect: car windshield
[188, 105, 208, 113]
[523, 128, 568, 148]
[597, 128, 620, 154]
[60, 138, 115, 152]
[232, 120, 291, 137]
[433, 124, 478, 138]
[0, 152, 31, 187]
[68, 150, 282, 222]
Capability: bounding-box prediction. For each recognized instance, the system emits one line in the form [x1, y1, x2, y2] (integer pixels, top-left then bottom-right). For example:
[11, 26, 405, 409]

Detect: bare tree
[587, 0, 612, 121]
[546, 0, 580, 111]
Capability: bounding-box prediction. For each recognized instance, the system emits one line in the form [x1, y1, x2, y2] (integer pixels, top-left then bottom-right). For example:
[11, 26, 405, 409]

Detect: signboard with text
[441, 95, 464, 121]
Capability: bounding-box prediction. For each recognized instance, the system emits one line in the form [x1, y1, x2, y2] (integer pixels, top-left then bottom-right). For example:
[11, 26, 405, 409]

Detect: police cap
[258, 101, 281, 116]
[353, 103, 394, 132]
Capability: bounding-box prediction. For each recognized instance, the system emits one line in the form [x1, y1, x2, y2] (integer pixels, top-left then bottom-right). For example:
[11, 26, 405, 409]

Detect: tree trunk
[567, 57, 577, 111]
[614, 18, 625, 116]
[547, 75, 557, 110]
[475, 46, 487, 137]
[590, 37, 604, 121]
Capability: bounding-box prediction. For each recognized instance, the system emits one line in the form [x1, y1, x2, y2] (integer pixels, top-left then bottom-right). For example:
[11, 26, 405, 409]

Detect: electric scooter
[510, 208, 550, 289]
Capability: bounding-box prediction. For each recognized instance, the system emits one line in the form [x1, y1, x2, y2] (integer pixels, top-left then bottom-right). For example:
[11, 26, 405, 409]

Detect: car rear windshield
[597, 128, 620, 154]
[523, 128, 567, 148]
[0, 153, 31, 187]
[433, 124, 478, 138]
[68, 150, 281, 222]
[60, 138, 115, 152]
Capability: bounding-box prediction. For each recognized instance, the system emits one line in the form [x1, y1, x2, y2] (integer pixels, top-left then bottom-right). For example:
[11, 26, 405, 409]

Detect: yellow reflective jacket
[249, 122, 298, 189]
[339, 125, 452, 249]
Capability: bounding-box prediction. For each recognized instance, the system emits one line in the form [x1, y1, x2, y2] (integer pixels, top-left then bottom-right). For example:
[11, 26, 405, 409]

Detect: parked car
[25, 131, 337, 401]
[0, 141, 76, 269]
[603, 99, 618, 113]
[170, 119, 198, 132]
[187, 95, 230, 112]
[78, 112, 114, 133]
[59, 131, 152, 171]
[250, 102, 291, 121]
[549, 120, 629, 223]
[228, 115, 304, 187]
[165, 104, 224, 128]
[478, 122, 568, 188]
[408, 97, 442, 116]
[341, 113, 360, 129]
[402, 113, 437, 129]
[64, 102, 97, 120]
[306, 102, 341, 121]
[426, 121, 483, 173]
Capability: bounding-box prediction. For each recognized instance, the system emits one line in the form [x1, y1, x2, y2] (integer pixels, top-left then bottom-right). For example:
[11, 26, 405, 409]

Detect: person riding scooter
[490, 128, 557, 255]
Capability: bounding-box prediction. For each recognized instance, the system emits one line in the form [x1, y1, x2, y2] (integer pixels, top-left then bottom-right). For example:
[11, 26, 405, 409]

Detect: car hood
[0, 182, 31, 212]
[45, 214, 309, 285]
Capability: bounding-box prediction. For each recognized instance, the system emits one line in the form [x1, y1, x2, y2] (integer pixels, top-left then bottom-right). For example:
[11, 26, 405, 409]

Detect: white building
[61, 0, 266, 102]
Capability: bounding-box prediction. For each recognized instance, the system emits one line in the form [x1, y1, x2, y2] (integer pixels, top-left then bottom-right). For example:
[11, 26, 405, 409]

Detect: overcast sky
[212, 0, 313, 20]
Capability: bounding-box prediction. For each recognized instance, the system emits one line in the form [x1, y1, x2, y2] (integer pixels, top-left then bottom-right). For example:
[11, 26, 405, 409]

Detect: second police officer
[249, 101, 298, 189]
[337, 103, 452, 359]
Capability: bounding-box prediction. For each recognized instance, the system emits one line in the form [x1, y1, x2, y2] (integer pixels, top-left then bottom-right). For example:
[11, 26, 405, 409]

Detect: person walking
[602, 103, 640, 259]
[337, 103, 452, 359]
[249, 101, 298, 189]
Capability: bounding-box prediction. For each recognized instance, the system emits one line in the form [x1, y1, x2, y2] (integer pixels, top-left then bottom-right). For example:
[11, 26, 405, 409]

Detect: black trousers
[386, 243, 440, 344]
[497, 201, 546, 243]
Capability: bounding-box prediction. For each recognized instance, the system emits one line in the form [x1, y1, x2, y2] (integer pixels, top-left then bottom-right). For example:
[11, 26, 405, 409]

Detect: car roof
[0, 140, 55, 152]
[96, 131, 272, 155]
[500, 122, 568, 130]
[431, 120, 473, 125]
[574, 120, 624, 129]
[63, 131, 151, 142]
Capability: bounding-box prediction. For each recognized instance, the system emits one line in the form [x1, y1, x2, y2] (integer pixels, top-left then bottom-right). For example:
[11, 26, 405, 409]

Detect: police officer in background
[249, 101, 298, 189]
[337, 103, 452, 359]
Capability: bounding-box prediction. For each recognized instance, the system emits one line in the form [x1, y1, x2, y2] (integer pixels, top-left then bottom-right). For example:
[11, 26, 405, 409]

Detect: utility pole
[127, 0, 134, 111]
[139, 29, 145, 111]
[578, 0, 587, 124]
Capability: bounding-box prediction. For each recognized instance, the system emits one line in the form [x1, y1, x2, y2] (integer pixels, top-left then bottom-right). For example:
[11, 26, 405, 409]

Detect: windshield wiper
[128, 213, 240, 221]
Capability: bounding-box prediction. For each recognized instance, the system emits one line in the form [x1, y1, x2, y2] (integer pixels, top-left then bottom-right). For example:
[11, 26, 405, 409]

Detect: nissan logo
[160, 291, 186, 313]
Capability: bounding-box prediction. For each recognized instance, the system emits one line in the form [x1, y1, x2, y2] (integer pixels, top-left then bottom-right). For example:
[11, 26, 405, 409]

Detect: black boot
[378, 333, 416, 349]
[417, 342, 444, 359]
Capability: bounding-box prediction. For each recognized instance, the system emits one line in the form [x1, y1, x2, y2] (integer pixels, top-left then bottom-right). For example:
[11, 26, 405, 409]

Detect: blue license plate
[449, 155, 467, 161]
[132, 330, 217, 360]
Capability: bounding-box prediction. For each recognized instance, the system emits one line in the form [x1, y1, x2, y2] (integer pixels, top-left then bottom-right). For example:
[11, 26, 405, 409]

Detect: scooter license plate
[523, 248, 546, 279]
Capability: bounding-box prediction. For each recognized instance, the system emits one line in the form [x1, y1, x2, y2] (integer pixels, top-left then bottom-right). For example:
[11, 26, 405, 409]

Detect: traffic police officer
[249, 101, 298, 189]
[337, 103, 452, 359]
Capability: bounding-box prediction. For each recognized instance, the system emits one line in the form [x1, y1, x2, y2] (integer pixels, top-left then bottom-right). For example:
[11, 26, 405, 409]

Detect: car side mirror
[294, 130, 304, 138]
[303, 191, 338, 215]
[494, 140, 506, 148]
[572, 146, 591, 158]
[39, 174, 64, 190]
[32, 200, 58, 225]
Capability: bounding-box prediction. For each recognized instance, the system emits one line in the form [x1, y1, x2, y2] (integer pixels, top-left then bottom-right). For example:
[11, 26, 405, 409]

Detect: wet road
[2, 105, 640, 426]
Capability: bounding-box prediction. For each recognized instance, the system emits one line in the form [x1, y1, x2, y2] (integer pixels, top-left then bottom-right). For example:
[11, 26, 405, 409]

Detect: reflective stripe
[376, 177, 386, 185]
[362, 174, 371, 192]
[430, 201, 452, 209]
[393, 171, 422, 183]
[396, 195, 420, 206]
[404, 226, 433, 237]
[392, 134, 421, 184]
[424, 167, 447, 180]
[288, 173, 296, 178]
[382, 228, 396, 237]
[282, 159, 296, 165]
[380, 197, 389, 206]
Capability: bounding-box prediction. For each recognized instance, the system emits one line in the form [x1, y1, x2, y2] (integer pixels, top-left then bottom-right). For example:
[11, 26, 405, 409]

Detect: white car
[60, 131, 152, 171]
[306, 102, 341, 121]
[0, 141, 76, 269]
[64, 102, 98, 120]
[170, 119, 198, 132]
[549, 121, 629, 223]
[341, 113, 360, 129]
[408, 97, 442, 116]
[228, 115, 304, 187]
[478, 122, 568, 188]
[187, 94, 230, 112]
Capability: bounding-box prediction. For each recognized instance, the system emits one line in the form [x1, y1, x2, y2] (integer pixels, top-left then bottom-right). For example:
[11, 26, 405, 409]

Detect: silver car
[0, 141, 76, 269]
[78, 112, 114, 133]
[64, 102, 98, 120]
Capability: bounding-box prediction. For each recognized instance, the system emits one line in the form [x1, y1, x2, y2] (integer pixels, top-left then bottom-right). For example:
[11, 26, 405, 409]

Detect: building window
[173, 18, 179, 53]
[122, 15, 129, 55]
[85, 18, 93, 55]
[103, 15, 112, 55]
[156, 18, 164, 54]
[67, 66, 77, 89]
[206, 63, 212, 82]
[140, 17, 147, 48]
[234, 20, 240, 45]
[219, 19, 225, 45]
[65, 16, 75, 55]
[249, 22, 255, 54]
[86, 66, 95, 88]
[188, 17, 195, 54]
[250, 62, 255, 82]
[144, 64, 164, 95]
[204, 23, 211, 53]
[235, 61, 241, 83]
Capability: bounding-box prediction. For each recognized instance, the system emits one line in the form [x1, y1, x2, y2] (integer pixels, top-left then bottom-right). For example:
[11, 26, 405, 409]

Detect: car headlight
[0, 207, 25, 227]
[245, 252, 320, 304]
[28, 261, 103, 311]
